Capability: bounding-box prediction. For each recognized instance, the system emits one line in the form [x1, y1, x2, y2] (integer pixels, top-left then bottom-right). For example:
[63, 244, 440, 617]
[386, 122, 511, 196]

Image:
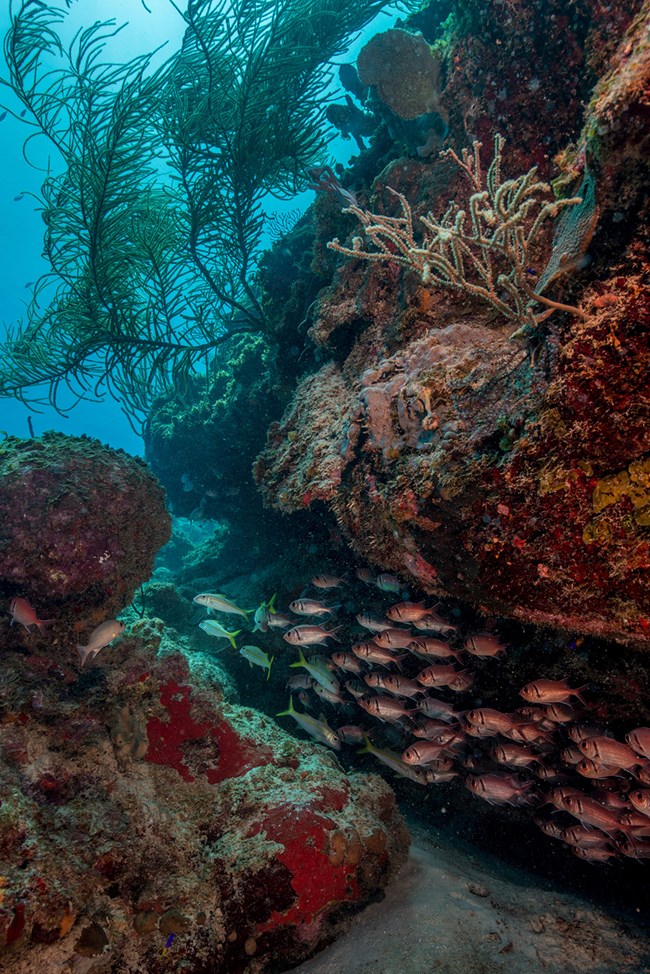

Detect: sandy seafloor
[291, 825, 650, 974]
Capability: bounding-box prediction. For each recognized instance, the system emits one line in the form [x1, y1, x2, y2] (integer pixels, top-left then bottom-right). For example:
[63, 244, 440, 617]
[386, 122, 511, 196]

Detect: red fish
[465, 773, 536, 806]
[626, 727, 650, 760]
[519, 679, 587, 705]
[9, 597, 53, 634]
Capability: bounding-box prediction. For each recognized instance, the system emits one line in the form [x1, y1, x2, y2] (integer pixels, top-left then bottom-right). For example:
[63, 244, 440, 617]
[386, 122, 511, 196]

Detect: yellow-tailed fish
[289, 648, 340, 693]
[193, 592, 251, 619]
[276, 696, 341, 749]
[239, 644, 274, 680]
[357, 736, 423, 783]
[198, 619, 241, 648]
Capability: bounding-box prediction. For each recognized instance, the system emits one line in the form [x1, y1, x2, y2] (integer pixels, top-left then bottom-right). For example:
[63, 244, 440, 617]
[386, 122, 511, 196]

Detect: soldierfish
[239, 644, 274, 680]
[357, 694, 414, 724]
[9, 597, 53, 634]
[311, 574, 345, 589]
[364, 673, 424, 698]
[627, 727, 650, 760]
[356, 612, 393, 633]
[267, 612, 293, 629]
[331, 652, 364, 674]
[464, 633, 508, 658]
[283, 624, 341, 646]
[563, 794, 625, 835]
[408, 637, 459, 659]
[194, 592, 251, 619]
[387, 601, 436, 623]
[352, 642, 406, 670]
[373, 628, 415, 650]
[519, 679, 587, 705]
[416, 664, 461, 689]
[77, 620, 125, 667]
[578, 736, 639, 770]
[402, 741, 450, 765]
[290, 599, 337, 616]
[276, 696, 341, 749]
[465, 773, 536, 806]
[466, 708, 519, 735]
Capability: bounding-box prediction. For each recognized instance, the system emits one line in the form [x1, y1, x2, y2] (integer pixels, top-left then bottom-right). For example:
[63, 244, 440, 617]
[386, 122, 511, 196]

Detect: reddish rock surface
[0, 432, 171, 635]
[254, 0, 650, 649]
[0, 641, 409, 973]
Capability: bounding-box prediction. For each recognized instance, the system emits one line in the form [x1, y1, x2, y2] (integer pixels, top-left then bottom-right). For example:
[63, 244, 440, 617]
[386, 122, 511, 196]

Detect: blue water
[0, 0, 401, 455]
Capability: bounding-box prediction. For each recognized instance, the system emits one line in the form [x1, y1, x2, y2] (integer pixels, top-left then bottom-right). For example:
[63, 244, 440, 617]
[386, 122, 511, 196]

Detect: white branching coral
[328, 135, 586, 338]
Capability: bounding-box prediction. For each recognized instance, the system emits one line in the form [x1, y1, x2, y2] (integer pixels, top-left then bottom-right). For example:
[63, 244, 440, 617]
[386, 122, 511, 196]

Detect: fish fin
[276, 695, 295, 717]
[266, 656, 274, 681]
[228, 629, 242, 650]
[268, 593, 277, 614]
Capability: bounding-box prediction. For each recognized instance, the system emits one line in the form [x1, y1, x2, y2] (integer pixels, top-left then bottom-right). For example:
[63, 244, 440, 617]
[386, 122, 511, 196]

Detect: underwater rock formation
[0, 432, 170, 635]
[0, 636, 409, 973]
[254, 0, 650, 649]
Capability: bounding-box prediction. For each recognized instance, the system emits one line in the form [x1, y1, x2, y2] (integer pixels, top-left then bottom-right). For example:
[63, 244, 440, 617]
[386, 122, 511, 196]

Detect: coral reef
[0, 433, 170, 636]
[0, 639, 408, 973]
[254, 0, 650, 649]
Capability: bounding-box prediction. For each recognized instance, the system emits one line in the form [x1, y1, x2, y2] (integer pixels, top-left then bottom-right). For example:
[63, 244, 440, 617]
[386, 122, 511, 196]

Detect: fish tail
[573, 684, 589, 706]
[289, 647, 306, 668]
[267, 656, 274, 681]
[268, 593, 277, 614]
[329, 626, 342, 642]
[228, 629, 242, 649]
[76, 644, 92, 668]
[276, 694, 295, 717]
[357, 735, 374, 756]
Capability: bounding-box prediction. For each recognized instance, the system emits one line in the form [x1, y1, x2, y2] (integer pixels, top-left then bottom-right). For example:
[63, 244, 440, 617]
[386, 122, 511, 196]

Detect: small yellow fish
[276, 696, 341, 749]
[199, 619, 241, 648]
[239, 644, 274, 680]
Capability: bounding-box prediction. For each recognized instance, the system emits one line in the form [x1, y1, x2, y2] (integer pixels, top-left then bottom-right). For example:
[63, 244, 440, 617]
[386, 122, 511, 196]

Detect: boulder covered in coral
[0, 432, 171, 639]
[254, 0, 650, 650]
[0, 637, 409, 973]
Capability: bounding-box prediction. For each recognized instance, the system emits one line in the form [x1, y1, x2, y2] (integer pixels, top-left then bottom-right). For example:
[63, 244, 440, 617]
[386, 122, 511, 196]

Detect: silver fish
[283, 624, 341, 646]
[277, 696, 341, 749]
[77, 620, 125, 668]
[290, 599, 337, 616]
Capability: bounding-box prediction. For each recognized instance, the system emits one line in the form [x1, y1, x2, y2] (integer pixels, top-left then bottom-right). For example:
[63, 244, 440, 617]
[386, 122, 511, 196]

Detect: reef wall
[254, 0, 650, 649]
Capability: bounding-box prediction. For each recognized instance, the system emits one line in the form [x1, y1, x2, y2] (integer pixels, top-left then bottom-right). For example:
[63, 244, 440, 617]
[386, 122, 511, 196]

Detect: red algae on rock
[0, 639, 409, 973]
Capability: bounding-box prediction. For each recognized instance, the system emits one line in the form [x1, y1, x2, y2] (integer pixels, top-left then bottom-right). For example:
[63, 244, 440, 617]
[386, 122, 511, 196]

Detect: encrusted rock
[0, 432, 170, 633]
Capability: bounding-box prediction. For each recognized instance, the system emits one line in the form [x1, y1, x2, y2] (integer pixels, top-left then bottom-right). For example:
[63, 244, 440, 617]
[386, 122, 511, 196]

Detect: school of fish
[207, 569, 650, 866]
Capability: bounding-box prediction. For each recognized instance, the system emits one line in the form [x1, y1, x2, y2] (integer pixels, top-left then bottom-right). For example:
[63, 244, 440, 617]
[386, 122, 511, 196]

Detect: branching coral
[328, 135, 587, 339]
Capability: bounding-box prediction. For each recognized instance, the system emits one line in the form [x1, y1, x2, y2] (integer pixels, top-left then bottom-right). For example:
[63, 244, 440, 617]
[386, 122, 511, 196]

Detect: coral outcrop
[254, 0, 650, 648]
[0, 432, 170, 635]
[0, 639, 409, 973]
